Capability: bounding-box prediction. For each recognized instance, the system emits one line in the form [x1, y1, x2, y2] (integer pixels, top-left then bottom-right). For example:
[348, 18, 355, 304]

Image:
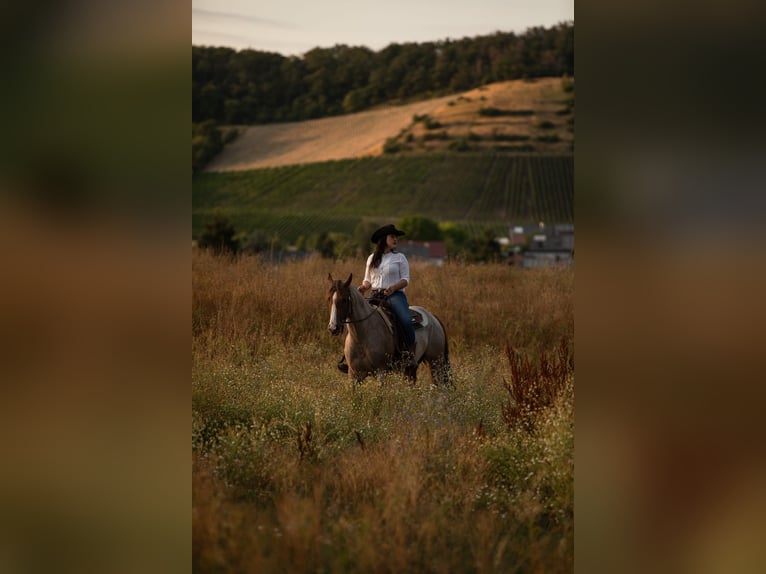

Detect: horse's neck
[349, 289, 371, 326]
[348, 290, 385, 339]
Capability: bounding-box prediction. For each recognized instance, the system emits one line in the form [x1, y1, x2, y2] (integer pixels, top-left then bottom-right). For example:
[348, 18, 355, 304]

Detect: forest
[193, 22, 573, 125]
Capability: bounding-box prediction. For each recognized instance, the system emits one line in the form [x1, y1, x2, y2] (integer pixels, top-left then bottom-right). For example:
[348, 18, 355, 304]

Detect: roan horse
[327, 273, 451, 386]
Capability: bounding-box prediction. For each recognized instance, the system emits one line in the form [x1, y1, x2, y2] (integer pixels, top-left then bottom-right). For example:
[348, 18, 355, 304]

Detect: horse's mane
[342, 279, 370, 308]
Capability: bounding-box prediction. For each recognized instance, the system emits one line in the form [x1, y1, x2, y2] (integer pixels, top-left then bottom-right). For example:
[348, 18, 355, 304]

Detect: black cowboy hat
[371, 224, 405, 243]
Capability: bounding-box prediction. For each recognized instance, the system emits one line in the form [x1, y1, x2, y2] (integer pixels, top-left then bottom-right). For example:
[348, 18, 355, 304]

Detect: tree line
[197, 214, 505, 263]
[193, 22, 573, 125]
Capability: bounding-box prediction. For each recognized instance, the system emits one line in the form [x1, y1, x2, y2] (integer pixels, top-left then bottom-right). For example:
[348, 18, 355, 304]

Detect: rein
[342, 302, 378, 324]
[336, 287, 378, 324]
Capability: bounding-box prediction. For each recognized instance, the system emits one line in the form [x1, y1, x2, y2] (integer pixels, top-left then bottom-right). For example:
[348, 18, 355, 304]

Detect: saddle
[368, 296, 425, 329]
[368, 296, 426, 355]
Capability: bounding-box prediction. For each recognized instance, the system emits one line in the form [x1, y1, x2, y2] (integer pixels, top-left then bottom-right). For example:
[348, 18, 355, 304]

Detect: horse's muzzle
[328, 324, 344, 336]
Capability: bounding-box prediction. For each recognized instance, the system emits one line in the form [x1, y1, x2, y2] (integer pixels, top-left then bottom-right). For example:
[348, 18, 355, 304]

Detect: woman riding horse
[357, 224, 417, 367]
[327, 272, 451, 386]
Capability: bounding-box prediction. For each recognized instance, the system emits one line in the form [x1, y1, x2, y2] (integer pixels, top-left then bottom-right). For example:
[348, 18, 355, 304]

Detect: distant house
[398, 240, 447, 266]
[510, 226, 528, 246]
[507, 223, 574, 268]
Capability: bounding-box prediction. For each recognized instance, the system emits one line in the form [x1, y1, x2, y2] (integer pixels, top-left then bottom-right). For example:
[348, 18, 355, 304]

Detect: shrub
[479, 107, 534, 117]
[448, 139, 470, 152]
[383, 137, 402, 154]
[223, 128, 240, 144]
[479, 107, 503, 117]
[192, 121, 224, 174]
[536, 134, 560, 143]
[343, 88, 370, 113]
[536, 120, 556, 129]
[240, 230, 270, 254]
[197, 214, 239, 254]
[501, 338, 573, 432]
[398, 215, 443, 240]
[492, 130, 530, 142]
[314, 231, 336, 258]
[422, 131, 448, 141]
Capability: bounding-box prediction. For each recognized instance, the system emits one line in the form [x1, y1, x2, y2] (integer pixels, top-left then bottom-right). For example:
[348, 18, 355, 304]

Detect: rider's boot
[404, 341, 418, 368]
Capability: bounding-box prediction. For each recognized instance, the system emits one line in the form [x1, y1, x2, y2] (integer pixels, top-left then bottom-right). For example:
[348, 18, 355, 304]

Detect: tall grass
[193, 250, 573, 572]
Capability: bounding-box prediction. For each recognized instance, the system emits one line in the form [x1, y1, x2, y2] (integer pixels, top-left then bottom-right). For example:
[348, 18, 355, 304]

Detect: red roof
[400, 240, 446, 259]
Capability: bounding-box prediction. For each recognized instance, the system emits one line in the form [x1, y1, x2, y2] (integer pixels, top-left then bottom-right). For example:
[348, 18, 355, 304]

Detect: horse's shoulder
[376, 306, 393, 332]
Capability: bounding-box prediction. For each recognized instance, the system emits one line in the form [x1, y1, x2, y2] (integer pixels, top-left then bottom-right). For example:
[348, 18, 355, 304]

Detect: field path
[205, 96, 455, 172]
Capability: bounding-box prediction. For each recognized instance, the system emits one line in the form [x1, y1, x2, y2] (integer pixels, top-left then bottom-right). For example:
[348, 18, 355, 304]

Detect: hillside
[205, 96, 456, 171]
[193, 154, 573, 243]
[206, 77, 574, 171]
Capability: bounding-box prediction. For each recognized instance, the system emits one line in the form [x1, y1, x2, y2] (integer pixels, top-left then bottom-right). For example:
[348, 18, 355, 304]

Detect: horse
[326, 273, 452, 386]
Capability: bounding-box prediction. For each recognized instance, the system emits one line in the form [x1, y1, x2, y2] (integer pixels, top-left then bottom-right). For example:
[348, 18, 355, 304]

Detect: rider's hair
[370, 237, 389, 269]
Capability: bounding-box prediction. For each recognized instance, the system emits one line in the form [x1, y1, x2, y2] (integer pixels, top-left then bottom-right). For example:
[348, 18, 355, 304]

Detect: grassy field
[192, 154, 574, 243]
[192, 251, 574, 572]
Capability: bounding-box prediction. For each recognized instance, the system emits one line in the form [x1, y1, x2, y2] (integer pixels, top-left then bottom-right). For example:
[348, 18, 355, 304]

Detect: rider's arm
[384, 279, 408, 294]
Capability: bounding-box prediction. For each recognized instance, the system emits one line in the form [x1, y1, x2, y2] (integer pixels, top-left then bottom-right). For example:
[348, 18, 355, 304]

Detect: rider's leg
[387, 292, 416, 364]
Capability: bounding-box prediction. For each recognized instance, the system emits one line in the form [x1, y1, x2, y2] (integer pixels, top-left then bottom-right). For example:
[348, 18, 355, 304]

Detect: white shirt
[364, 251, 410, 291]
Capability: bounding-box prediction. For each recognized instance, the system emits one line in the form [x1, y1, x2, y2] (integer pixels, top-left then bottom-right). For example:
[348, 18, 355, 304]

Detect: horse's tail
[434, 314, 453, 386]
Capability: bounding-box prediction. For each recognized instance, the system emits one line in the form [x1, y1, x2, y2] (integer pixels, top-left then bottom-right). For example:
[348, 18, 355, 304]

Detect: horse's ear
[344, 273, 353, 287]
[327, 273, 334, 285]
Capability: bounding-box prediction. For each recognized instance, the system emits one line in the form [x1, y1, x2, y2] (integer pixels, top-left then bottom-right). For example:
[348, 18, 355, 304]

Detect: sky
[192, 0, 574, 56]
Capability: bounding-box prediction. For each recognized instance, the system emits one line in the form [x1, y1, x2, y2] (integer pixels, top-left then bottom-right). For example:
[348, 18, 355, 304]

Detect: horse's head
[326, 273, 353, 336]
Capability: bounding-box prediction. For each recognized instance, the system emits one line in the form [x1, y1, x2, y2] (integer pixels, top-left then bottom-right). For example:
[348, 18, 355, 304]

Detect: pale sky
[192, 0, 574, 56]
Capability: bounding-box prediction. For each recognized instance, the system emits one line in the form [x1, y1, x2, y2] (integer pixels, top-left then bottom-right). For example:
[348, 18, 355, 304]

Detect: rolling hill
[206, 77, 573, 171]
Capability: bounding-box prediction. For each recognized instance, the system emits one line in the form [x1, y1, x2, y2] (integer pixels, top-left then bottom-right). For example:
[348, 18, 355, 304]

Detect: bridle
[334, 285, 377, 325]
[343, 306, 377, 324]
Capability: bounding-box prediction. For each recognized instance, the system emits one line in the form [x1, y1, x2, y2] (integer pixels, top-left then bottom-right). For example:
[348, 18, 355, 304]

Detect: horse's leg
[403, 363, 418, 383]
[402, 332, 429, 383]
[428, 355, 452, 387]
[428, 316, 452, 387]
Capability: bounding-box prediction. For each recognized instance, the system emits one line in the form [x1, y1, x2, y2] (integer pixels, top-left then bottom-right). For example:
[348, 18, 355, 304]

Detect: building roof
[399, 240, 446, 259]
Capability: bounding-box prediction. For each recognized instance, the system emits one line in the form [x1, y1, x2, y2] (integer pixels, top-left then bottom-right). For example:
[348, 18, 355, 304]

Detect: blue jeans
[387, 291, 416, 347]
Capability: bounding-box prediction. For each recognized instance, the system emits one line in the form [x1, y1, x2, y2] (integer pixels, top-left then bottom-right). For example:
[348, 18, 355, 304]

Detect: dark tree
[198, 214, 239, 254]
[192, 22, 574, 125]
[398, 216, 443, 240]
[315, 231, 336, 259]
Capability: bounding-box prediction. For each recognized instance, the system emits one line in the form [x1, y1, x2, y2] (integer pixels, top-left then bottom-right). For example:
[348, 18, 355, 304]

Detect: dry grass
[205, 96, 456, 171]
[502, 339, 574, 433]
[401, 77, 573, 154]
[192, 250, 573, 572]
